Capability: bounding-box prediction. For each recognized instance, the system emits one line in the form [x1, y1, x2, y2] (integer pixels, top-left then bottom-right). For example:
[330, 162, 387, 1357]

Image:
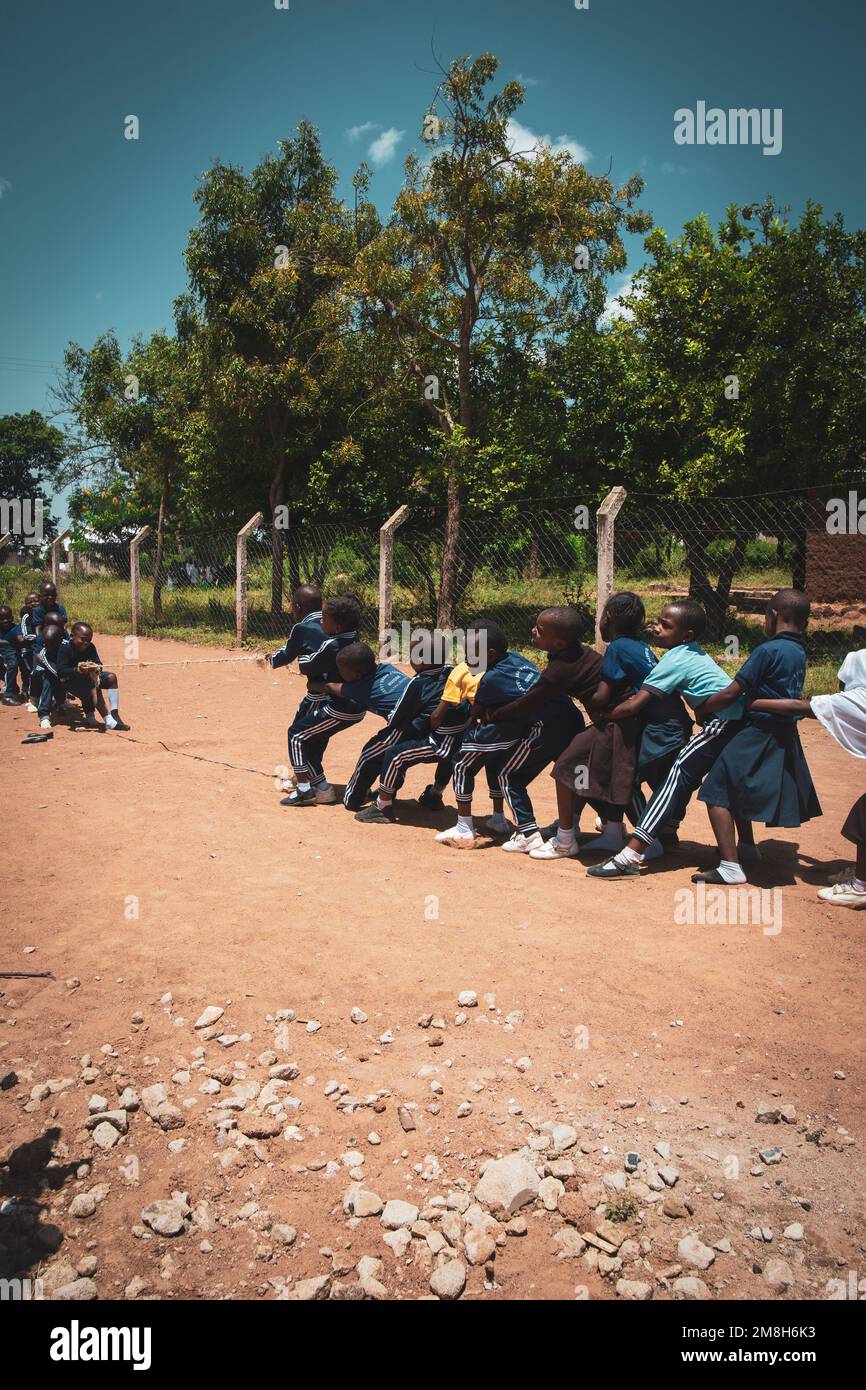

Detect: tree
[355, 52, 651, 623]
[183, 123, 373, 610]
[0, 411, 62, 542]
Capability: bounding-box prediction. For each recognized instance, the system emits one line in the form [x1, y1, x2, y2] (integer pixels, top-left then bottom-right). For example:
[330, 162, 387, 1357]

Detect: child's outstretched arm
[429, 699, 449, 731]
[747, 696, 815, 718]
[602, 685, 656, 722]
[693, 679, 743, 719]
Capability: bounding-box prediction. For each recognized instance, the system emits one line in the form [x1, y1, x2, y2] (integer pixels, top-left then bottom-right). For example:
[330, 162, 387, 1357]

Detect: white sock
[615, 845, 643, 866]
[107, 689, 119, 710]
[104, 714, 117, 728]
[717, 859, 747, 884]
[457, 814, 474, 832]
[557, 826, 576, 845]
[296, 781, 311, 793]
[852, 878, 866, 894]
[376, 795, 392, 811]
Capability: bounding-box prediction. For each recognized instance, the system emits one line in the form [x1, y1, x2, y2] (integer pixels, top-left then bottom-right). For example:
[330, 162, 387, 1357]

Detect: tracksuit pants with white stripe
[452, 720, 550, 830]
[378, 727, 465, 797]
[343, 725, 407, 810]
[289, 701, 365, 787]
[630, 717, 744, 847]
[492, 708, 584, 834]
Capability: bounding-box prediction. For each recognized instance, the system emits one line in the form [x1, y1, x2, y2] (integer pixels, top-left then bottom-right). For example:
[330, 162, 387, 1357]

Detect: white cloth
[811, 649, 866, 759]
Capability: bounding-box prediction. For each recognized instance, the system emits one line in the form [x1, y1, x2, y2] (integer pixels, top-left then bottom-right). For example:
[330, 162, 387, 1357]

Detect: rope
[113, 731, 275, 780]
[120, 654, 263, 669]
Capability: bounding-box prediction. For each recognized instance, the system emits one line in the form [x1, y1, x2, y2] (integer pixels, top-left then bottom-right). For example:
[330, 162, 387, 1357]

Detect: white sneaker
[586, 822, 627, 854]
[529, 835, 582, 860]
[501, 830, 545, 853]
[435, 824, 477, 848]
[817, 882, 866, 909]
[480, 814, 515, 837]
[40, 716, 52, 730]
[26, 701, 37, 713]
[642, 837, 665, 861]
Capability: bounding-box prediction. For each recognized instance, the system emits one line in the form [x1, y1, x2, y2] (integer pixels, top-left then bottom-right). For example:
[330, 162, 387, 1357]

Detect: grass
[1, 563, 853, 695]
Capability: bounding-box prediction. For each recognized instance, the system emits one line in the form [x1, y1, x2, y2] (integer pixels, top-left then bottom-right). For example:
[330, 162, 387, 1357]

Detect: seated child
[282, 594, 363, 805]
[690, 588, 820, 884]
[313, 643, 411, 811]
[529, 593, 686, 860]
[20, 591, 40, 706]
[435, 619, 580, 850]
[57, 623, 130, 730]
[355, 645, 473, 824]
[32, 580, 69, 633]
[588, 599, 746, 879]
[480, 607, 598, 853]
[0, 605, 24, 704]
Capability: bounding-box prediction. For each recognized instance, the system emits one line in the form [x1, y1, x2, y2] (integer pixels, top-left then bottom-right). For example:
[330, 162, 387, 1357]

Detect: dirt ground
[2, 634, 864, 1302]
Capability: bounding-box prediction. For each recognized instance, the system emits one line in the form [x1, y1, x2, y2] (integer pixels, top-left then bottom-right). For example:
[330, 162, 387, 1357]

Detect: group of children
[0, 580, 129, 737]
[262, 581, 866, 907]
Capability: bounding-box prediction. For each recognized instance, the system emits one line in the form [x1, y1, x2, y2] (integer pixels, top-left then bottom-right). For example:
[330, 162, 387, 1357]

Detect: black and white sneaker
[355, 804, 395, 824]
[417, 785, 444, 810]
[280, 788, 318, 807]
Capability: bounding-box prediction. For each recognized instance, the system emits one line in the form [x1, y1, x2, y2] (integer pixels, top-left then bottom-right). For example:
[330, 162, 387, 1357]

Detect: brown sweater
[493, 643, 603, 725]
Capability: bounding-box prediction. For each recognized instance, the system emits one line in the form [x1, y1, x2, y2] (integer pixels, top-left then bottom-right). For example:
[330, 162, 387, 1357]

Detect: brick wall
[806, 529, 866, 602]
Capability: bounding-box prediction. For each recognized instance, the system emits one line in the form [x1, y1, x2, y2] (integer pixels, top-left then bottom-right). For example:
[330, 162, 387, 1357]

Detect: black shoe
[417, 786, 444, 809]
[109, 718, 131, 731]
[355, 804, 395, 824]
[2, 694, 22, 706]
[280, 788, 318, 807]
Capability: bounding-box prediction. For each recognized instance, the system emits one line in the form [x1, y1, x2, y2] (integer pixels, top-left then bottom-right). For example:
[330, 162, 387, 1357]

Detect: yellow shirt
[442, 661, 482, 704]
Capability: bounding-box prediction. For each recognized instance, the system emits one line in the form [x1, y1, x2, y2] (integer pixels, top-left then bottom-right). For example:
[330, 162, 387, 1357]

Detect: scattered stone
[616, 1278, 653, 1300]
[538, 1177, 564, 1211]
[52, 1279, 98, 1301]
[677, 1234, 715, 1270]
[350, 1007, 368, 1024]
[194, 1006, 224, 1030]
[658, 1165, 680, 1187]
[673, 1276, 710, 1300]
[383, 1228, 411, 1257]
[755, 1102, 781, 1124]
[69, 1193, 99, 1220]
[283, 1275, 330, 1301]
[91, 1122, 121, 1151]
[343, 1185, 383, 1218]
[464, 1227, 496, 1265]
[783, 1223, 804, 1242]
[141, 1199, 188, 1237]
[0, 1068, 17, 1091]
[764, 1257, 794, 1289]
[430, 1260, 466, 1300]
[398, 1106, 416, 1132]
[475, 1154, 540, 1216]
[380, 1200, 419, 1230]
[238, 1116, 282, 1140]
[457, 991, 478, 1008]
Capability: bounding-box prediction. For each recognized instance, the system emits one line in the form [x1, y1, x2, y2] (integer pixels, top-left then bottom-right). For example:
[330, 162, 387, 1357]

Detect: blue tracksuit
[0, 623, 22, 695]
[378, 666, 472, 796]
[288, 630, 366, 785]
[270, 610, 329, 723]
[338, 664, 412, 809]
[452, 653, 544, 816]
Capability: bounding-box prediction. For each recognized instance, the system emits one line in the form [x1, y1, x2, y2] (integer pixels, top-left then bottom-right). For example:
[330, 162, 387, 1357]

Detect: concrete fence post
[129, 525, 152, 638]
[51, 529, 71, 589]
[0, 531, 13, 552]
[236, 512, 264, 646]
[595, 486, 627, 650]
[378, 504, 410, 659]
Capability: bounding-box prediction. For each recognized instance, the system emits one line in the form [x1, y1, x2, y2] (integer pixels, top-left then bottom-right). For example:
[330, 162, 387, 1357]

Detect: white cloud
[0, 177, 11, 199]
[601, 274, 639, 324]
[660, 160, 694, 176]
[516, 73, 541, 87]
[368, 127, 405, 166]
[506, 117, 590, 167]
[346, 121, 379, 143]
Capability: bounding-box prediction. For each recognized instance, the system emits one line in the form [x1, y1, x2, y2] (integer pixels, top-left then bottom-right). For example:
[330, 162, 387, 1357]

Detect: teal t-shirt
[643, 641, 744, 721]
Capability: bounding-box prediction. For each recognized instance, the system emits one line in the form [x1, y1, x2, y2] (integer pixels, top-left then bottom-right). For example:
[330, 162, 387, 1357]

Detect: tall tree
[355, 52, 651, 623]
[0, 412, 63, 543]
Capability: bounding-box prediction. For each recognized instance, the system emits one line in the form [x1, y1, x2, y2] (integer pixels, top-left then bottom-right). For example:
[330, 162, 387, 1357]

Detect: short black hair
[467, 619, 508, 655]
[337, 640, 376, 679]
[324, 593, 362, 631]
[768, 587, 810, 630]
[603, 591, 646, 637]
[667, 599, 707, 641]
[0, 605, 12, 621]
[71, 621, 93, 637]
[293, 582, 322, 613]
[42, 622, 63, 645]
[538, 606, 587, 644]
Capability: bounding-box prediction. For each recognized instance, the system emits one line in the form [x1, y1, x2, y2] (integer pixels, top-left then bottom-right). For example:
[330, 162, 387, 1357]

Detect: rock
[553, 1228, 587, 1259]
[759, 1147, 783, 1165]
[356, 1255, 387, 1299]
[87, 1094, 108, 1115]
[457, 991, 478, 1008]
[552, 1124, 578, 1151]
[141, 1083, 185, 1132]
[141, 1200, 187, 1237]
[755, 1102, 781, 1124]
[430, 1260, 466, 1300]
[0, 1068, 17, 1090]
[474, 1154, 540, 1216]
[343, 1185, 383, 1218]
[463, 1227, 496, 1265]
[283, 1275, 330, 1301]
[125, 1275, 148, 1298]
[69, 1193, 99, 1220]
[238, 1116, 282, 1140]
[538, 1177, 564, 1211]
[616, 1278, 653, 1300]
[91, 1122, 121, 1150]
[269, 1062, 300, 1080]
[663, 1199, 691, 1220]
[383, 1228, 411, 1257]
[783, 1223, 804, 1241]
[780, 1104, 796, 1124]
[654, 1141, 671, 1161]
[617, 1097, 637, 1109]
[271, 1224, 297, 1246]
[673, 1276, 710, 1300]
[76, 1256, 98, 1278]
[677, 1234, 715, 1271]
[350, 1007, 368, 1024]
[764, 1257, 794, 1289]
[52, 1279, 98, 1301]
[397, 1106, 416, 1132]
[85, 1109, 128, 1135]
[658, 1166, 680, 1187]
[194, 1006, 225, 1029]
[381, 1199, 419, 1230]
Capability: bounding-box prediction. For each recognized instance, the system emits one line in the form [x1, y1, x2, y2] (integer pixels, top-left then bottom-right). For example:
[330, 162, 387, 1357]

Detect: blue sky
[2, 0, 864, 474]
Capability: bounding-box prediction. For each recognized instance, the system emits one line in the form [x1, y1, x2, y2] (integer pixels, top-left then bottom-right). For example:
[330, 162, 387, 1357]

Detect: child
[30, 621, 65, 729]
[283, 594, 363, 805]
[436, 618, 583, 850]
[481, 607, 598, 853]
[587, 599, 746, 879]
[688, 589, 820, 884]
[749, 648, 865, 908]
[531, 593, 689, 860]
[56, 623, 130, 730]
[312, 642, 410, 811]
[355, 647, 473, 824]
[20, 591, 40, 706]
[260, 583, 326, 723]
[0, 605, 24, 704]
[32, 581, 69, 633]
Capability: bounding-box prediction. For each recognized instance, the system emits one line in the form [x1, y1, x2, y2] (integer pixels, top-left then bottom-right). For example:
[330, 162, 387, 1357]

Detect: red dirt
[2, 634, 864, 1302]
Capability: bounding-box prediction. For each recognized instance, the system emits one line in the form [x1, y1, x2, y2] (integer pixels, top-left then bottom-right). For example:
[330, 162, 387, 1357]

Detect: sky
[2, 0, 865, 518]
